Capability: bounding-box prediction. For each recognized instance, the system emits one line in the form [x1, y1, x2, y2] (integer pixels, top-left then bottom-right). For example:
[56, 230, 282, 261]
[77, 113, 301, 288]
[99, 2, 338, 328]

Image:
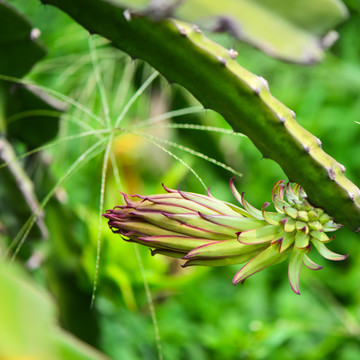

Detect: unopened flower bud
[104, 179, 347, 294]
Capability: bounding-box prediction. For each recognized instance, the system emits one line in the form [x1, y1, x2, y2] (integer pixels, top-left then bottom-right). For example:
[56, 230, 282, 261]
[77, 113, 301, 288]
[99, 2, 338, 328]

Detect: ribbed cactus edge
[40, 0, 360, 231]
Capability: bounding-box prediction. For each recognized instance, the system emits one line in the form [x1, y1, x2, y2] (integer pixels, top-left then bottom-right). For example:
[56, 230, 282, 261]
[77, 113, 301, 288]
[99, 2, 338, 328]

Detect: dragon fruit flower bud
[104, 179, 346, 294]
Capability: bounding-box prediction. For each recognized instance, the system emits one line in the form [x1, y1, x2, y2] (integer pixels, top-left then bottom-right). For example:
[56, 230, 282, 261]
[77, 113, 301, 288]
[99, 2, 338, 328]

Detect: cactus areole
[104, 180, 347, 294]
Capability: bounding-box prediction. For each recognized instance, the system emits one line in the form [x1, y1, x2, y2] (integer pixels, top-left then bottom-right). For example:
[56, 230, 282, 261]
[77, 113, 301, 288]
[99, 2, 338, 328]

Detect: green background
[1, 0, 360, 359]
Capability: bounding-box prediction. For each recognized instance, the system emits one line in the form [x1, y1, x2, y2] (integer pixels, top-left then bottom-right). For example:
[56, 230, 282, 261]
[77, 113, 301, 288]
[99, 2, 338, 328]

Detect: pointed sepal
[311, 239, 348, 261]
[288, 247, 306, 295]
[232, 245, 290, 285]
[303, 254, 323, 270]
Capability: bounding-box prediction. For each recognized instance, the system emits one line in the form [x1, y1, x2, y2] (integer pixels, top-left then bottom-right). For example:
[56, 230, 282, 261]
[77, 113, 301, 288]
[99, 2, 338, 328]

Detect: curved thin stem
[114, 71, 159, 127]
[91, 134, 113, 308]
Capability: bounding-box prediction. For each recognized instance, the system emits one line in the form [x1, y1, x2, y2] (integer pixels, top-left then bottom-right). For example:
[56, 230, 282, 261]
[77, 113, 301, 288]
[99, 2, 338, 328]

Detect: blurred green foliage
[113, 0, 348, 63]
[1, 0, 360, 359]
[0, 261, 109, 359]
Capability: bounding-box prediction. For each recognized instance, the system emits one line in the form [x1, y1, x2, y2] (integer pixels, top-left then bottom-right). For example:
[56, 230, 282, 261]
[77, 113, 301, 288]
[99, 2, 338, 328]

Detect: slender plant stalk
[40, 0, 360, 231]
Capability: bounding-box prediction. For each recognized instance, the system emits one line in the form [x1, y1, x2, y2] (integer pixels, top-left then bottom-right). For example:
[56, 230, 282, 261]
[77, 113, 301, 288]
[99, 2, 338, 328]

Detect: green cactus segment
[42, 0, 360, 230]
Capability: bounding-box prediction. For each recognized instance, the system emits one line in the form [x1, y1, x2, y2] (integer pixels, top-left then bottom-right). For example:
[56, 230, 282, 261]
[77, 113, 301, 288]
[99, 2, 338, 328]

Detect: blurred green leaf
[44, 199, 101, 346]
[4, 84, 63, 148]
[0, 0, 46, 77]
[115, 0, 348, 63]
[0, 261, 109, 359]
[179, 0, 348, 63]
[0, 1, 62, 147]
[0, 2, 62, 245]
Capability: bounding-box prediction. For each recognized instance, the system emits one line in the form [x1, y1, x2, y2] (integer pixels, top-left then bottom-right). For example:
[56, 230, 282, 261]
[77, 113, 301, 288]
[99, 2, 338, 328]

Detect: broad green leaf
[0, 262, 109, 360]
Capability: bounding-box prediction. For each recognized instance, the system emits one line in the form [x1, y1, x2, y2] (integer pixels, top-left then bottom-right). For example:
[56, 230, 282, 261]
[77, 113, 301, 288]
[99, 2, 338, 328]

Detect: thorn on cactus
[252, 87, 260, 95]
[175, 24, 187, 37]
[123, 9, 131, 22]
[278, 115, 286, 124]
[228, 49, 238, 59]
[192, 24, 202, 33]
[103, 179, 347, 294]
[217, 56, 227, 66]
[348, 192, 355, 202]
[327, 167, 336, 180]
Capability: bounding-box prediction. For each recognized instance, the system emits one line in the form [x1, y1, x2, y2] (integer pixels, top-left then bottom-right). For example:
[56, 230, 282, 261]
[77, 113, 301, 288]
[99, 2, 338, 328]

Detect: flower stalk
[103, 179, 347, 294]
